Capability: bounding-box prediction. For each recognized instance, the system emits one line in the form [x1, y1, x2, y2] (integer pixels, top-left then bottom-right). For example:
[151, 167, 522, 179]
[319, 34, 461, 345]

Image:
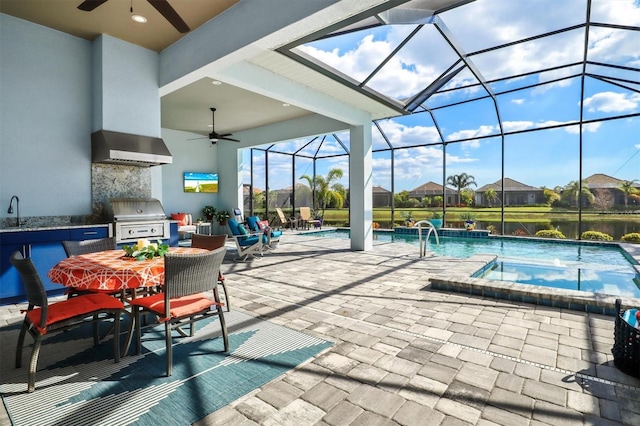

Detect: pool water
[304, 229, 640, 298]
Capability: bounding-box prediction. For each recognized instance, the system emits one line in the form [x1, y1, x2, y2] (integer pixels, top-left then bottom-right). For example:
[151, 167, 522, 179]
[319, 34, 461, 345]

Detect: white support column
[216, 142, 243, 234]
[349, 123, 373, 251]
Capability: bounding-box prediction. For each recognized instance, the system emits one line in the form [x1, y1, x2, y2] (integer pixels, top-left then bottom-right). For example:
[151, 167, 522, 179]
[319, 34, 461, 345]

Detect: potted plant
[401, 211, 415, 227]
[202, 206, 216, 221]
[460, 212, 476, 230]
[430, 211, 443, 229]
[214, 209, 231, 225]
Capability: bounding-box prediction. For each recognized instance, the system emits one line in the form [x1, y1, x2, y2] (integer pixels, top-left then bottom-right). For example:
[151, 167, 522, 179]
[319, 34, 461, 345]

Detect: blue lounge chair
[227, 218, 265, 261]
[246, 215, 282, 248]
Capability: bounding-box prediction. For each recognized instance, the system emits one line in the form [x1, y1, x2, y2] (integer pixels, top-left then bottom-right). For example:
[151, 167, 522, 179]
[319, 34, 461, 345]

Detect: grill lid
[108, 198, 167, 222]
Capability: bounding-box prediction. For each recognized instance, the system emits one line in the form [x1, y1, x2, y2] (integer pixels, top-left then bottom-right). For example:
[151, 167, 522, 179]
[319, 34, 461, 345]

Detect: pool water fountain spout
[415, 220, 440, 258]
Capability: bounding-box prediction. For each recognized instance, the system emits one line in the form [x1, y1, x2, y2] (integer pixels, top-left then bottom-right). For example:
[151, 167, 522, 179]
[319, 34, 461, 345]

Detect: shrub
[621, 233, 640, 243]
[459, 212, 476, 222]
[535, 229, 566, 239]
[581, 231, 613, 241]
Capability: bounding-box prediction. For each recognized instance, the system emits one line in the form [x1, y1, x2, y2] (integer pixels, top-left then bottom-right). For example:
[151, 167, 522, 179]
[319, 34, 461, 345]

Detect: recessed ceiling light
[282, 103, 290, 107]
[131, 14, 147, 23]
[211, 80, 222, 85]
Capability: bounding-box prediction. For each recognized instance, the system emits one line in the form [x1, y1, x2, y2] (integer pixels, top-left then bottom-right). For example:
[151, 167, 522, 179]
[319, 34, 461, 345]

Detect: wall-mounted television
[183, 172, 218, 193]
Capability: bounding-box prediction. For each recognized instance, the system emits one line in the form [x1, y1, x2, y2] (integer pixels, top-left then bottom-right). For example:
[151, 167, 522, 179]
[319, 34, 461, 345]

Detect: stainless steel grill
[108, 198, 171, 244]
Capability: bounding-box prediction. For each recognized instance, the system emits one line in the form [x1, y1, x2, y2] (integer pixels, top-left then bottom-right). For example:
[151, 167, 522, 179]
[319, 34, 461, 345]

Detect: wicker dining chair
[10, 251, 124, 392]
[62, 237, 117, 257]
[62, 237, 119, 299]
[191, 234, 230, 311]
[128, 247, 228, 376]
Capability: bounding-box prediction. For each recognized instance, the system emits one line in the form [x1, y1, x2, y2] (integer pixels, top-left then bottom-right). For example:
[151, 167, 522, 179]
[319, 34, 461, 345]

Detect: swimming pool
[303, 229, 640, 298]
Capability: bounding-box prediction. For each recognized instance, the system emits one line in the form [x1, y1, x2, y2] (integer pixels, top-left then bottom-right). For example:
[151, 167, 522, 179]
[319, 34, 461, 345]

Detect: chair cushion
[26, 293, 124, 334]
[237, 224, 248, 236]
[239, 235, 260, 246]
[246, 216, 259, 232]
[130, 293, 222, 319]
[171, 213, 187, 226]
[228, 219, 240, 236]
[271, 230, 282, 238]
[258, 220, 269, 230]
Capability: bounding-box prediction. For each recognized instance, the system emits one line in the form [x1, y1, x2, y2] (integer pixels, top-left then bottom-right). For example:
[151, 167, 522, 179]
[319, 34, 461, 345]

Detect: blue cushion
[238, 235, 260, 246]
[228, 219, 240, 235]
[246, 216, 259, 232]
[271, 230, 282, 238]
[237, 224, 248, 236]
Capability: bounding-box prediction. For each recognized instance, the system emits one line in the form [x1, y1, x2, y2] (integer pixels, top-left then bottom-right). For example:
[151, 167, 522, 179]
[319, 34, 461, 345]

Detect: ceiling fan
[78, 0, 190, 33]
[189, 108, 240, 145]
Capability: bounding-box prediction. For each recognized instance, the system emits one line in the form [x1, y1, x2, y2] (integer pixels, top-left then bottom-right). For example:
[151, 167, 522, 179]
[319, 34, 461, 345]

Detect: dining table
[48, 247, 209, 293]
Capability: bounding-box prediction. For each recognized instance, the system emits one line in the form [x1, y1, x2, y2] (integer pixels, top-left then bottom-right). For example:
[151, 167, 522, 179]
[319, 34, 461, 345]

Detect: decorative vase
[431, 219, 443, 229]
[465, 220, 475, 230]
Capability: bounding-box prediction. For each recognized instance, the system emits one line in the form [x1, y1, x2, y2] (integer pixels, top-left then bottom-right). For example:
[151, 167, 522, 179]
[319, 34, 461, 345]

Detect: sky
[244, 0, 640, 194]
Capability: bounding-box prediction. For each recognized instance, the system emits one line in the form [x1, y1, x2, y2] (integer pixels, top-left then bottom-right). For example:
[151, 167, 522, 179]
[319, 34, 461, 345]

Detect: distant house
[409, 181, 456, 205]
[372, 186, 392, 207]
[271, 183, 313, 208]
[583, 173, 639, 207]
[475, 178, 544, 206]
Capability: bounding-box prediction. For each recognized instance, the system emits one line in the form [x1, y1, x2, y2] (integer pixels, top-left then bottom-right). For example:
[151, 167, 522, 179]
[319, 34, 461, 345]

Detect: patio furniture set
[10, 235, 229, 392]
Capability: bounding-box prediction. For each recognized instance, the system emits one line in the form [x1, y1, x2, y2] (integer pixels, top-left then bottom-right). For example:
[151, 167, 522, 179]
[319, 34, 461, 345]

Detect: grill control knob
[128, 230, 134, 235]
[151, 228, 157, 233]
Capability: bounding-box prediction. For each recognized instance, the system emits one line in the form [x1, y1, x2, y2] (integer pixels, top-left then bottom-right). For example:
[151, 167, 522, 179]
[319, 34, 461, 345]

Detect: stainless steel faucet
[7, 195, 20, 227]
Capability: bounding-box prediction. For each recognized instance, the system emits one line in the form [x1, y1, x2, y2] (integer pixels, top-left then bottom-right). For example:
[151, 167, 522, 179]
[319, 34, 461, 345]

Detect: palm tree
[299, 168, 345, 216]
[446, 173, 477, 205]
[562, 180, 595, 207]
[542, 186, 560, 206]
[484, 188, 500, 207]
[619, 179, 639, 208]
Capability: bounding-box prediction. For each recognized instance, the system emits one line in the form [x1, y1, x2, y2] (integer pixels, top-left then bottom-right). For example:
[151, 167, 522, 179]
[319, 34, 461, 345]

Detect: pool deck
[1, 231, 639, 425]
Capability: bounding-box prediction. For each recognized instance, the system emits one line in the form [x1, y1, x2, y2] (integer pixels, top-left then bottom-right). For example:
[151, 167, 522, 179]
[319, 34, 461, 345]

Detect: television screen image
[184, 172, 218, 193]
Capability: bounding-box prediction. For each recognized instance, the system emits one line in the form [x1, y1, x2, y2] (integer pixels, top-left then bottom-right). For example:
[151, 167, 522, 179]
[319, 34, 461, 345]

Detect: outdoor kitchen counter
[0, 224, 112, 300]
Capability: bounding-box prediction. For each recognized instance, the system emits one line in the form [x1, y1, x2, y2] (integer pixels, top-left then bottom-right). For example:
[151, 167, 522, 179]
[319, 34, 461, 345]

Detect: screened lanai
[244, 0, 639, 241]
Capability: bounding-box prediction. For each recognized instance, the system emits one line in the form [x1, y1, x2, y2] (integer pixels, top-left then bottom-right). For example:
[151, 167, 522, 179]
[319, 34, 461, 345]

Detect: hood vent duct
[91, 130, 173, 167]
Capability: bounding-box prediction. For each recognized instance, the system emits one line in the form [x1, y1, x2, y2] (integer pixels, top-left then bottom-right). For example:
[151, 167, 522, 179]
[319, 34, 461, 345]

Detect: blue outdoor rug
[0, 310, 332, 426]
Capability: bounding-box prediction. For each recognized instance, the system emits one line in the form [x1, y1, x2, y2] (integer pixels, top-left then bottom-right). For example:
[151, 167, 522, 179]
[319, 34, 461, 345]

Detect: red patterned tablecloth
[48, 247, 208, 292]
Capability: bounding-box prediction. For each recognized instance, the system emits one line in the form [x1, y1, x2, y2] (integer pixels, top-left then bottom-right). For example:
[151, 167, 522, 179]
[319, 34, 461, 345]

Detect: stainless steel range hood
[91, 130, 172, 167]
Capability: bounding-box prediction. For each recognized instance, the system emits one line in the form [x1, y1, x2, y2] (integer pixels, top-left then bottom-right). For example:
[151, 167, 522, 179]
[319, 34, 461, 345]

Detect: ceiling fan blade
[220, 136, 241, 143]
[147, 0, 190, 33]
[78, 0, 109, 11]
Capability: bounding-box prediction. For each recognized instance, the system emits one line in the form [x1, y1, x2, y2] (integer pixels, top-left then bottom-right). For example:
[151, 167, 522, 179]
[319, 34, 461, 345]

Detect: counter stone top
[0, 223, 110, 233]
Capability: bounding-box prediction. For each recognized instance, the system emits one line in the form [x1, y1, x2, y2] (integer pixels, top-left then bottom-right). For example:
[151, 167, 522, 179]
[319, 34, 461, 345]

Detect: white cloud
[503, 121, 534, 132]
[376, 119, 441, 146]
[582, 91, 639, 113]
[446, 125, 495, 142]
[564, 122, 602, 134]
[511, 99, 525, 105]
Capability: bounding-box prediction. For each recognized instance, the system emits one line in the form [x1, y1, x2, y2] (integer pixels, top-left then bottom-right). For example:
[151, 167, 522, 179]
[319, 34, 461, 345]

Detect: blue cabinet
[0, 226, 110, 302]
[169, 222, 179, 247]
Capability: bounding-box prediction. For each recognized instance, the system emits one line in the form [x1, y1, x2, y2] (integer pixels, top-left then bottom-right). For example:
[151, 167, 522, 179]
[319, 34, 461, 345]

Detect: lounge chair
[227, 218, 265, 261]
[275, 207, 298, 230]
[299, 207, 322, 230]
[246, 215, 282, 248]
